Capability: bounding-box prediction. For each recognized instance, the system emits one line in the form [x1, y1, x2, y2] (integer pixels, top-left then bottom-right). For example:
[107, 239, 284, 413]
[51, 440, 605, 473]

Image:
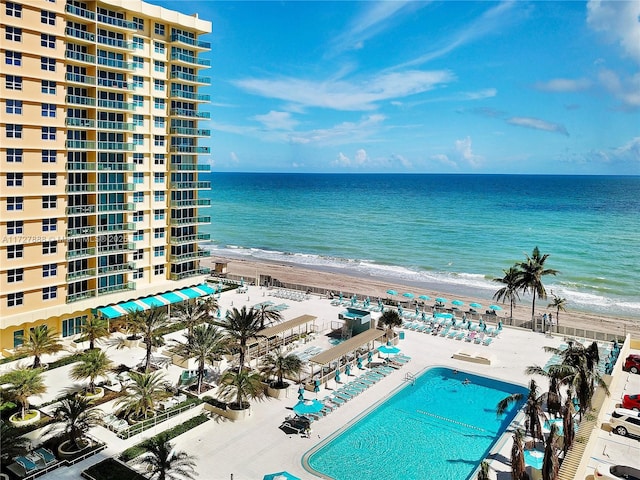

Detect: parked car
[623, 394, 640, 411]
[624, 354, 640, 374]
[610, 408, 640, 438]
[594, 463, 640, 480]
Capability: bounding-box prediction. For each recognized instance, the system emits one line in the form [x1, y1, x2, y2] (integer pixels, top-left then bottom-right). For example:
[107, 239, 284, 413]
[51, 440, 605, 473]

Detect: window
[6, 51, 22, 66]
[154, 228, 165, 239]
[133, 211, 144, 222]
[8, 293, 24, 307]
[42, 218, 57, 231]
[42, 195, 57, 209]
[133, 153, 144, 165]
[43, 241, 57, 254]
[133, 95, 144, 108]
[154, 23, 165, 36]
[153, 209, 164, 220]
[153, 191, 165, 202]
[43, 264, 57, 277]
[133, 249, 144, 260]
[154, 172, 165, 183]
[6, 75, 22, 90]
[154, 60, 165, 73]
[41, 10, 56, 25]
[62, 315, 86, 337]
[42, 150, 57, 163]
[133, 268, 144, 279]
[154, 42, 165, 54]
[43, 286, 57, 300]
[8, 245, 24, 259]
[6, 173, 23, 187]
[6, 2, 22, 17]
[6, 26, 22, 42]
[42, 173, 57, 186]
[154, 265, 165, 276]
[133, 114, 144, 127]
[6, 124, 22, 138]
[153, 116, 165, 128]
[7, 221, 23, 234]
[132, 75, 143, 89]
[133, 192, 144, 203]
[133, 37, 144, 49]
[153, 79, 165, 91]
[133, 134, 144, 146]
[41, 33, 55, 48]
[154, 135, 165, 146]
[133, 16, 144, 30]
[7, 197, 23, 211]
[41, 57, 56, 71]
[133, 172, 144, 183]
[154, 98, 165, 109]
[6, 100, 22, 114]
[154, 154, 165, 165]
[42, 127, 56, 140]
[42, 80, 56, 94]
[133, 230, 143, 241]
[133, 56, 143, 69]
[42, 103, 56, 117]
[8, 268, 23, 283]
[153, 246, 164, 257]
[7, 149, 23, 162]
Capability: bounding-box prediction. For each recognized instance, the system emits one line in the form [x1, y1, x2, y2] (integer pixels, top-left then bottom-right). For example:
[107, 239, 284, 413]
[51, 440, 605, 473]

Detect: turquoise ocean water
[200, 173, 640, 319]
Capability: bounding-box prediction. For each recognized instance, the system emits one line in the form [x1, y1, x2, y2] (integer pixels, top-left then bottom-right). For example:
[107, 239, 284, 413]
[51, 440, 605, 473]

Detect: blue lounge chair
[482, 337, 493, 346]
[35, 448, 56, 465]
[15, 456, 40, 473]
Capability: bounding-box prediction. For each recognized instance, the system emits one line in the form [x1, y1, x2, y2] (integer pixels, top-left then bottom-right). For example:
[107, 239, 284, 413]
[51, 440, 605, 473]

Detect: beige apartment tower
[0, 0, 212, 352]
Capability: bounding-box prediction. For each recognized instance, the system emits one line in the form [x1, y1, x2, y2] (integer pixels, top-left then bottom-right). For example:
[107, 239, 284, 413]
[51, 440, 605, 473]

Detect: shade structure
[293, 399, 324, 415]
[386, 289, 398, 296]
[469, 302, 482, 309]
[263, 471, 301, 480]
[451, 299, 465, 306]
[378, 344, 401, 355]
[435, 297, 448, 304]
[418, 294, 430, 301]
[489, 305, 503, 311]
[402, 292, 415, 299]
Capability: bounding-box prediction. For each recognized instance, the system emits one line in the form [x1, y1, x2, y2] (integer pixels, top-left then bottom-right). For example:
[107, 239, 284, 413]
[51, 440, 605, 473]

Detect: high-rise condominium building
[0, 0, 212, 353]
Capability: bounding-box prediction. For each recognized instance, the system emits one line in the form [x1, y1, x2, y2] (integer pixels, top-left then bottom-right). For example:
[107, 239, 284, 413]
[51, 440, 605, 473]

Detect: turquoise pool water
[305, 367, 527, 480]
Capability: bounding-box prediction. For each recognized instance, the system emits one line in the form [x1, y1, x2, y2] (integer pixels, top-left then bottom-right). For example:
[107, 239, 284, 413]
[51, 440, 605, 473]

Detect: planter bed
[82, 458, 146, 480]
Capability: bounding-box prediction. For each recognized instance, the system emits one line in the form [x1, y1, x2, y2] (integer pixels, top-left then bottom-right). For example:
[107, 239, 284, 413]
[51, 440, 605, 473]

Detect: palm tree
[547, 293, 567, 333]
[259, 348, 304, 389]
[0, 367, 46, 420]
[510, 429, 529, 480]
[127, 308, 169, 372]
[116, 370, 169, 420]
[256, 304, 283, 329]
[80, 316, 110, 350]
[70, 349, 113, 395]
[134, 433, 198, 480]
[216, 306, 264, 371]
[477, 460, 490, 480]
[218, 369, 264, 410]
[562, 391, 575, 456]
[497, 379, 544, 441]
[16, 325, 63, 368]
[0, 422, 31, 462]
[541, 423, 560, 480]
[493, 266, 521, 324]
[173, 301, 209, 336]
[49, 396, 102, 451]
[524, 364, 563, 418]
[172, 324, 227, 394]
[515, 247, 558, 331]
[378, 309, 403, 342]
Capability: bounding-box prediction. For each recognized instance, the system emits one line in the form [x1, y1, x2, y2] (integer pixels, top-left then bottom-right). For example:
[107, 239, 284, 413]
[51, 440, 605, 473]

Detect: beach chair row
[323, 367, 398, 411]
[293, 345, 323, 362]
[12, 448, 58, 475]
[271, 289, 310, 301]
[403, 321, 495, 345]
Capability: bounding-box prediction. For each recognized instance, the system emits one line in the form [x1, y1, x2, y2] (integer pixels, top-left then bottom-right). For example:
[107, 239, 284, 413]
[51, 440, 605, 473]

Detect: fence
[116, 401, 199, 439]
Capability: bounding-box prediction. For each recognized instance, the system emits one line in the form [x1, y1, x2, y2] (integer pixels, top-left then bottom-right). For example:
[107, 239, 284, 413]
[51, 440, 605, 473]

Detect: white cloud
[354, 149, 369, 165]
[253, 111, 298, 130]
[590, 136, 640, 164]
[507, 116, 569, 136]
[461, 88, 497, 100]
[431, 153, 459, 169]
[332, 152, 351, 167]
[288, 114, 385, 146]
[587, 0, 640, 64]
[230, 152, 239, 163]
[598, 69, 640, 107]
[389, 153, 412, 169]
[534, 78, 592, 92]
[455, 137, 483, 167]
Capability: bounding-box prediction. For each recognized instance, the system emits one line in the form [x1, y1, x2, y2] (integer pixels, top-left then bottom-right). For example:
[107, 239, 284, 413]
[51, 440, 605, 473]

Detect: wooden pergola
[247, 314, 317, 359]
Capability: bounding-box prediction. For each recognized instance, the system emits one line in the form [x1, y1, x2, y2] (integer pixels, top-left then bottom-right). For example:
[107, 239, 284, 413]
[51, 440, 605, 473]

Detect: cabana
[247, 314, 317, 360]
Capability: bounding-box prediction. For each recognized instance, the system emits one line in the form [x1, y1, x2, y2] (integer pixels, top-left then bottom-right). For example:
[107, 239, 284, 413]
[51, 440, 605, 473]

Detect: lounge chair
[15, 456, 41, 473]
[465, 332, 477, 342]
[482, 337, 493, 346]
[474, 333, 485, 344]
[34, 448, 57, 465]
[454, 332, 465, 340]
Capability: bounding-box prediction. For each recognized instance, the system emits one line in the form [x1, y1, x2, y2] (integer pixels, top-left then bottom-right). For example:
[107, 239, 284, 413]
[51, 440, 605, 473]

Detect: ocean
[199, 173, 640, 319]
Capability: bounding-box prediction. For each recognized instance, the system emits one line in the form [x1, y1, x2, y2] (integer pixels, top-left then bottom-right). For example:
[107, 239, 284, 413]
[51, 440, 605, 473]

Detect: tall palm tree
[524, 364, 563, 418]
[80, 316, 110, 350]
[0, 367, 46, 420]
[16, 325, 63, 368]
[216, 306, 264, 371]
[510, 429, 529, 480]
[378, 309, 403, 342]
[70, 349, 113, 395]
[49, 396, 102, 451]
[515, 247, 558, 331]
[256, 304, 283, 329]
[547, 293, 567, 333]
[542, 423, 560, 480]
[497, 379, 544, 441]
[127, 308, 169, 372]
[493, 266, 521, 324]
[172, 324, 227, 394]
[0, 422, 30, 463]
[173, 301, 208, 336]
[218, 369, 264, 410]
[259, 348, 304, 389]
[134, 433, 198, 480]
[562, 391, 575, 456]
[477, 460, 490, 480]
[116, 370, 169, 420]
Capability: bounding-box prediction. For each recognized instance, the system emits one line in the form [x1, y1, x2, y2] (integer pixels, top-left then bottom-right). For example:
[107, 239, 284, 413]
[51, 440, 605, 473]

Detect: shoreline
[203, 256, 640, 337]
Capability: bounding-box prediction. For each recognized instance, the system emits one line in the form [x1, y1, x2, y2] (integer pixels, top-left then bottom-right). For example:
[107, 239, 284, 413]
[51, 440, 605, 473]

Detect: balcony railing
[169, 250, 211, 262]
[98, 99, 134, 110]
[66, 95, 96, 106]
[67, 290, 97, 303]
[170, 198, 211, 207]
[170, 146, 210, 154]
[170, 53, 211, 67]
[97, 242, 135, 253]
[97, 36, 133, 50]
[66, 247, 96, 260]
[66, 27, 95, 42]
[170, 34, 211, 50]
[66, 205, 96, 215]
[66, 162, 96, 171]
[65, 4, 95, 20]
[97, 222, 135, 233]
[97, 78, 133, 90]
[170, 233, 211, 244]
[96, 183, 135, 191]
[66, 184, 96, 192]
[97, 141, 135, 151]
[97, 14, 136, 31]
[169, 109, 210, 119]
[67, 226, 97, 237]
[98, 202, 135, 212]
[169, 163, 211, 172]
[66, 268, 97, 282]
[66, 118, 96, 128]
[169, 90, 210, 102]
[169, 267, 211, 281]
[97, 121, 134, 131]
[170, 71, 211, 84]
[169, 127, 211, 136]
[97, 57, 134, 70]
[97, 162, 135, 171]
[66, 72, 96, 85]
[66, 140, 96, 150]
[97, 262, 136, 275]
[66, 50, 96, 64]
[97, 282, 136, 296]
[169, 216, 211, 226]
[170, 181, 211, 190]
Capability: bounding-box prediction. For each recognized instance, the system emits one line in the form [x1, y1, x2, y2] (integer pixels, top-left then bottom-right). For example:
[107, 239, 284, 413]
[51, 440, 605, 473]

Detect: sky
[152, 0, 640, 174]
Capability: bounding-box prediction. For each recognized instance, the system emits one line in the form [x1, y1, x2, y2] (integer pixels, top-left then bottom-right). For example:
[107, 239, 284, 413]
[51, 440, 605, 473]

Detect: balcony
[170, 53, 211, 67]
[97, 36, 133, 50]
[170, 198, 211, 207]
[66, 205, 96, 215]
[66, 247, 96, 260]
[170, 34, 211, 50]
[97, 78, 133, 90]
[66, 118, 96, 128]
[66, 140, 96, 150]
[66, 162, 96, 171]
[169, 215, 211, 226]
[67, 290, 97, 303]
[65, 4, 95, 21]
[98, 99, 135, 111]
[97, 57, 134, 70]
[96, 14, 136, 31]
[170, 181, 210, 190]
[169, 267, 211, 281]
[66, 50, 96, 64]
[97, 162, 135, 171]
[169, 90, 210, 102]
[170, 146, 210, 154]
[169, 127, 211, 137]
[170, 233, 211, 245]
[169, 163, 211, 172]
[97, 262, 136, 275]
[170, 71, 211, 84]
[66, 95, 96, 107]
[169, 250, 211, 262]
[97, 121, 134, 131]
[66, 73, 97, 86]
[170, 109, 210, 119]
[98, 202, 135, 212]
[67, 226, 97, 238]
[97, 282, 136, 296]
[66, 27, 95, 43]
[97, 242, 135, 253]
[97, 222, 135, 233]
[66, 184, 96, 193]
[66, 268, 97, 282]
[96, 183, 134, 192]
[97, 141, 135, 151]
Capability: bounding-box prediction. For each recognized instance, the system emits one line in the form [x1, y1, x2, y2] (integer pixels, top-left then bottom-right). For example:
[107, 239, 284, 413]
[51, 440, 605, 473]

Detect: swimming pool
[304, 367, 527, 480]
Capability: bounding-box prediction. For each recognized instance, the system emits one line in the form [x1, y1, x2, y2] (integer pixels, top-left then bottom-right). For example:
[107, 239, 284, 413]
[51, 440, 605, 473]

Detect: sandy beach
[204, 256, 640, 337]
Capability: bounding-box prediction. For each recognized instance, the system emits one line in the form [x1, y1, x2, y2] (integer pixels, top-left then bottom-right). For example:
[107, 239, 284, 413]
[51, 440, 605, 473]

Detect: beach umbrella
[345, 364, 351, 376]
[297, 392, 304, 401]
[339, 292, 343, 302]
[356, 357, 363, 369]
[489, 305, 502, 311]
[386, 289, 398, 296]
[240, 277, 244, 287]
[469, 302, 482, 309]
[367, 351, 373, 363]
[378, 344, 401, 356]
[421, 312, 426, 321]
[415, 307, 420, 315]
[293, 399, 324, 416]
[418, 294, 430, 301]
[334, 370, 341, 383]
[434, 312, 453, 319]
[398, 306, 403, 316]
[435, 297, 448, 304]
[263, 471, 301, 480]
[216, 309, 221, 318]
[403, 292, 414, 299]
[313, 379, 320, 394]
[452, 299, 465, 306]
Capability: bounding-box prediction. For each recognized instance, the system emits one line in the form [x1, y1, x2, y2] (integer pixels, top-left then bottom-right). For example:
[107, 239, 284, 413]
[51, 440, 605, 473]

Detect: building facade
[0, 0, 212, 353]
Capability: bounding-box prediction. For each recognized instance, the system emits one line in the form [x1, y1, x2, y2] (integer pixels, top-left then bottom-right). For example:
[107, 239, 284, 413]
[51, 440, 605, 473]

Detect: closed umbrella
[345, 364, 351, 376]
[313, 379, 320, 394]
[297, 392, 305, 401]
[367, 351, 373, 363]
[334, 370, 341, 383]
[356, 357, 363, 369]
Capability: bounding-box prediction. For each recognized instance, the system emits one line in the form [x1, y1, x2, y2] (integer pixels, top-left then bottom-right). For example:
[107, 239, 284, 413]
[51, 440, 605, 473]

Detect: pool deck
[6, 285, 637, 480]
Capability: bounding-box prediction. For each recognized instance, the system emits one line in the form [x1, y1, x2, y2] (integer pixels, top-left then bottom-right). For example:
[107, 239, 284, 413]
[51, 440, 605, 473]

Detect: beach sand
[204, 256, 640, 337]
